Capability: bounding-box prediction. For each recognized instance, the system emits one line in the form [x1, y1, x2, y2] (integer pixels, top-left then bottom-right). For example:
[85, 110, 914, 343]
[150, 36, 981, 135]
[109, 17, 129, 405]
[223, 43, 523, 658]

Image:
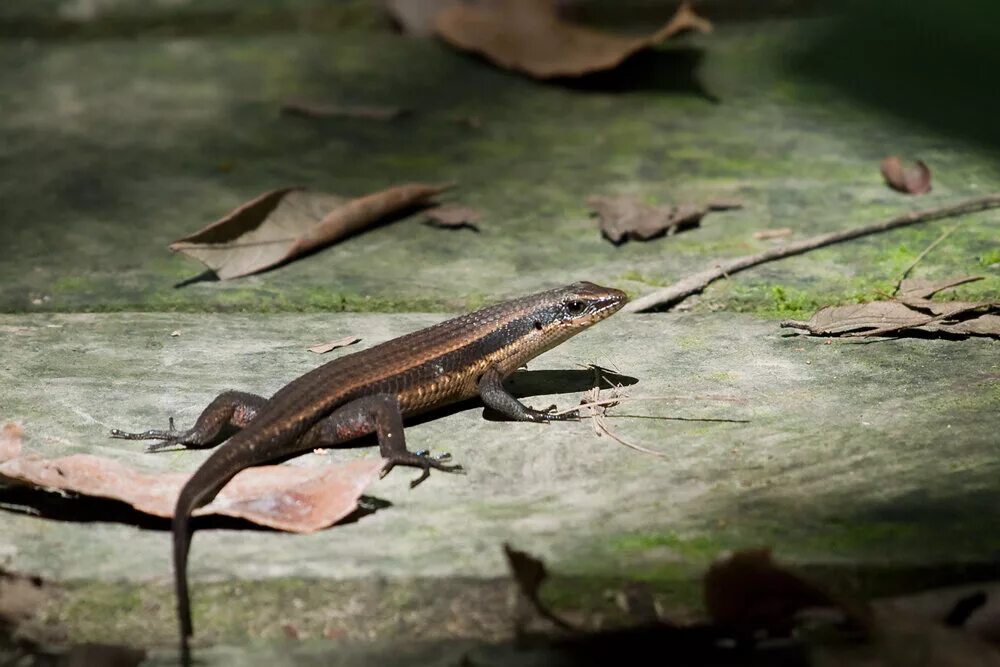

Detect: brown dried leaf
[881, 156, 932, 195]
[281, 100, 407, 121]
[434, 0, 711, 79]
[170, 183, 450, 279]
[307, 335, 361, 355]
[424, 203, 482, 231]
[0, 422, 23, 462]
[704, 548, 869, 633]
[0, 450, 382, 533]
[782, 275, 999, 338]
[588, 195, 739, 245]
[0, 569, 47, 627]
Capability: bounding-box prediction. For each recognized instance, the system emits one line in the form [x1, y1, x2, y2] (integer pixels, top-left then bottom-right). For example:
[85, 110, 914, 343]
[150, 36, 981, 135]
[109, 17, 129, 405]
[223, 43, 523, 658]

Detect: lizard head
[551, 281, 628, 329]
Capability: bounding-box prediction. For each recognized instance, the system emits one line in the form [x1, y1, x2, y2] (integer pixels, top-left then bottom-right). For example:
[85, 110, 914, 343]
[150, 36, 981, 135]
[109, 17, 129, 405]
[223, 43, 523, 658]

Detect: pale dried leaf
[753, 227, 793, 240]
[0, 422, 23, 462]
[897, 275, 982, 300]
[307, 335, 361, 354]
[588, 195, 739, 245]
[434, 0, 711, 79]
[170, 183, 450, 279]
[384, 0, 459, 36]
[0, 570, 47, 625]
[881, 156, 932, 195]
[0, 452, 382, 533]
[424, 203, 482, 230]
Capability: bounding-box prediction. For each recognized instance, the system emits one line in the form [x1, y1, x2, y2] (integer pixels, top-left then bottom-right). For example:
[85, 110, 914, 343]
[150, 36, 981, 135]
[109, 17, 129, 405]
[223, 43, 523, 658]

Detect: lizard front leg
[298, 394, 463, 487]
[110, 390, 266, 452]
[478, 366, 579, 422]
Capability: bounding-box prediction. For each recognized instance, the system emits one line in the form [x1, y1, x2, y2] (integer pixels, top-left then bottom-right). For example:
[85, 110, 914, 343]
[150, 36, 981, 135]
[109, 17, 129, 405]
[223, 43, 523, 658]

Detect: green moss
[979, 249, 1000, 267]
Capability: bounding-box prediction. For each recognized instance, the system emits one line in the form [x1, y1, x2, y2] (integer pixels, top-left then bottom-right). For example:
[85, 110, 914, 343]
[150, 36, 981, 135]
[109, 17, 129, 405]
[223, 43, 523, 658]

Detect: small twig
[892, 225, 959, 295]
[592, 417, 671, 458]
[550, 394, 746, 416]
[624, 193, 1000, 313]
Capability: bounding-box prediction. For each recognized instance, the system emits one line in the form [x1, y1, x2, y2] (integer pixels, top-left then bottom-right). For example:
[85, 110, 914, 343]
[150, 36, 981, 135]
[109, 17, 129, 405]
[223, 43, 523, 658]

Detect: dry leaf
[588, 195, 740, 245]
[0, 422, 23, 462]
[170, 183, 450, 279]
[307, 335, 361, 355]
[0, 449, 382, 533]
[434, 0, 711, 79]
[753, 227, 793, 240]
[875, 583, 1000, 648]
[281, 100, 407, 121]
[781, 276, 998, 338]
[881, 156, 932, 195]
[424, 203, 482, 231]
[384, 0, 460, 36]
[704, 548, 869, 634]
[503, 543, 575, 631]
[0, 569, 46, 627]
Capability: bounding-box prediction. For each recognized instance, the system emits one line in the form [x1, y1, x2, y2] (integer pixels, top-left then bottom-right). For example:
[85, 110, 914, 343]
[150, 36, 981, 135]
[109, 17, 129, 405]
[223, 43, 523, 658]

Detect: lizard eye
[565, 300, 586, 316]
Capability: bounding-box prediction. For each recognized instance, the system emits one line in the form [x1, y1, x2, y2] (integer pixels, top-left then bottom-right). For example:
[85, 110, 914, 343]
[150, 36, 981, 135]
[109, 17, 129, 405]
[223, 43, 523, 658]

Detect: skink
[111, 281, 627, 661]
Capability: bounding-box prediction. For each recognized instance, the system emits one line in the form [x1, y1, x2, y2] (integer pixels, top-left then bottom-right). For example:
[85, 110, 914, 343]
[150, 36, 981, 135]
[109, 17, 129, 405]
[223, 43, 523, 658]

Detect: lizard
[110, 281, 627, 661]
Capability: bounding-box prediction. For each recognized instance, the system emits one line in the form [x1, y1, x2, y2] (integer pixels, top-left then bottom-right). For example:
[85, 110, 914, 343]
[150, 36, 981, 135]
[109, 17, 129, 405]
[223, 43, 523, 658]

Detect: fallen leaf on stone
[753, 227, 793, 240]
[434, 0, 711, 79]
[0, 447, 383, 533]
[384, 0, 459, 36]
[307, 335, 361, 354]
[0, 422, 23, 462]
[881, 156, 932, 195]
[281, 99, 407, 121]
[781, 275, 999, 338]
[588, 195, 740, 245]
[424, 203, 482, 231]
[704, 548, 870, 634]
[170, 183, 450, 279]
[503, 543, 575, 631]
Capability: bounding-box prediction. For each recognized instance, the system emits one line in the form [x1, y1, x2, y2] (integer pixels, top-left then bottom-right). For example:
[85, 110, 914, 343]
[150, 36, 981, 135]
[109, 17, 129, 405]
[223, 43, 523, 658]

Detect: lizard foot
[110, 418, 188, 452]
[381, 450, 465, 488]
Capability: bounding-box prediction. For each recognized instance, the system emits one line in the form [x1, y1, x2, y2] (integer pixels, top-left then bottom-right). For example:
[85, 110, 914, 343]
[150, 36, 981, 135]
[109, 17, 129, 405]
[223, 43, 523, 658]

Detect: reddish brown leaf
[424, 204, 482, 231]
[704, 548, 869, 633]
[881, 156, 932, 195]
[0, 448, 382, 533]
[434, 0, 711, 79]
[281, 100, 407, 121]
[307, 335, 361, 355]
[0, 422, 23, 462]
[170, 183, 451, 279]
[588, 195, 740, 245]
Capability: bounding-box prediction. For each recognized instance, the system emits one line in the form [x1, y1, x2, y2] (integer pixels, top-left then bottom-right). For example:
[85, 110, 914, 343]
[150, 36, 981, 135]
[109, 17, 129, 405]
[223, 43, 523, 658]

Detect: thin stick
[891, 225, 958, 295]
[623, 194, 1000, 313]
[594, 416, 671, 458]
[549, 394, 746, 416]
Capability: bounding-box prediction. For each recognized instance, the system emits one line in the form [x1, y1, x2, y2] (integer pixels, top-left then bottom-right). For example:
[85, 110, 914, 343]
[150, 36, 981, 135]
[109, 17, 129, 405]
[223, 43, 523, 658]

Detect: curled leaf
[434, 0, 711, 79]
[170, 183, 451, 279]
[881, 156, 932, 195]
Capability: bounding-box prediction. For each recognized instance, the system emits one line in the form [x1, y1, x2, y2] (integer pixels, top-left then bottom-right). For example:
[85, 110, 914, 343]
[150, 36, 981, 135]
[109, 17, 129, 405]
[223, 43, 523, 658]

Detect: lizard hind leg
[299, 394, 464, 488]
[110, 390, 267, 453]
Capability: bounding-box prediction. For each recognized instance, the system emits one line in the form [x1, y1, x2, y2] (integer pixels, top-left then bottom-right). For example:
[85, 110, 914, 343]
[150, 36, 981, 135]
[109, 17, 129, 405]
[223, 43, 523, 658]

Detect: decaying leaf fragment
[424, 203, 482, 231]
[881, 156, 932, 195]
[705, 548, 869, 634]
[0, 438, 383, 532]
[434, 0, 711, 79]
[588, 195, 740, 245]
[781, 276, 1000, 338]
[170, 183, 450, 279]
[307, 335, 361, 355]
[384, 0, 459, 36]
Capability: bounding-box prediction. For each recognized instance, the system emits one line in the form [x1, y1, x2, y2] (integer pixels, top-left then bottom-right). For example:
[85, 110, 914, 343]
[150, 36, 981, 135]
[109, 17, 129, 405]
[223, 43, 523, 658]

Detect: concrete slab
[1, 311, 997, 647]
